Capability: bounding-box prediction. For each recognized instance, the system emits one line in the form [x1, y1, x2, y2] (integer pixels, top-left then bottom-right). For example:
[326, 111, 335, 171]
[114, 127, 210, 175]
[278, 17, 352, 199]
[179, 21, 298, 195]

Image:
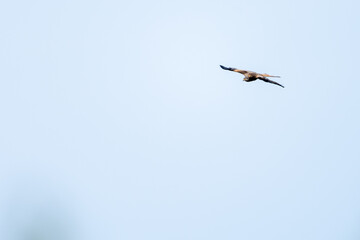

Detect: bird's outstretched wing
[258, 77, 284, 88]
[220, 65, 248, 74]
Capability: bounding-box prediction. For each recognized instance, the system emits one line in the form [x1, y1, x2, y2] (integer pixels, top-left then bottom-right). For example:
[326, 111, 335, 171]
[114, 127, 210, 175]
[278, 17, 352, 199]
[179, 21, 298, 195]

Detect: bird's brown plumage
[220, 65, 284, 88]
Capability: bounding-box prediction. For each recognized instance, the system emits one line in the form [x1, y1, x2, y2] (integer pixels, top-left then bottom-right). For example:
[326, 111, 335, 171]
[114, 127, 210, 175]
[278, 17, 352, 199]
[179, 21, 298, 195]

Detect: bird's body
[220, 65, 284, 88]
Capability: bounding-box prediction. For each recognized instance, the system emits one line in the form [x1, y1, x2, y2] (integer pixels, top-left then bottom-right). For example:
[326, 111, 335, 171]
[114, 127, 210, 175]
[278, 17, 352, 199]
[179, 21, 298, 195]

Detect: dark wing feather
[258, 77, 284, 88]
[220, 65, 248, 74]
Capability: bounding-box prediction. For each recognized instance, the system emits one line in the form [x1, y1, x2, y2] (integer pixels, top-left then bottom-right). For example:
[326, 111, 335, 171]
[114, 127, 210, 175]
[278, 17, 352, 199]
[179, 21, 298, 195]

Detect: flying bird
[220, 65, 284, 88]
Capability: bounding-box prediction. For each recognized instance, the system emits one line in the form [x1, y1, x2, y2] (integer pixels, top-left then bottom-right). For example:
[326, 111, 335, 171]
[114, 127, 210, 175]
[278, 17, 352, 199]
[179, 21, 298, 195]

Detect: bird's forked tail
[263, 73, 280, 78]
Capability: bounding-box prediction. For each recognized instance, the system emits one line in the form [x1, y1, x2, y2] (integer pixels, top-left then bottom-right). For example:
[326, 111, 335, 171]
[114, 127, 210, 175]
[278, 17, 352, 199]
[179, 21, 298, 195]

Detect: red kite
[220, 65, 284, 88]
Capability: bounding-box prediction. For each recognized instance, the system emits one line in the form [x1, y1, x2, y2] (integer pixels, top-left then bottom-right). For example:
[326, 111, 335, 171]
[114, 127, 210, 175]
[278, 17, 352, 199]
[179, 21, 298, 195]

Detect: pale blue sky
[1, 0, 360, 239]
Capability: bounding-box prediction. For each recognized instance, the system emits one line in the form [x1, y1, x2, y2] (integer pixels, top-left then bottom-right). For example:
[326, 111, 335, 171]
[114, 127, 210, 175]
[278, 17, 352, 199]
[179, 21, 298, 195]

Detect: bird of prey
[220, 65, 284, 88]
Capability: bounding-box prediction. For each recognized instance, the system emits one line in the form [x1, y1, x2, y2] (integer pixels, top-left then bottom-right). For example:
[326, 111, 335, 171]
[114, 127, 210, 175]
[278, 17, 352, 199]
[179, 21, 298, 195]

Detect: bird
[220, 65, 284, 88]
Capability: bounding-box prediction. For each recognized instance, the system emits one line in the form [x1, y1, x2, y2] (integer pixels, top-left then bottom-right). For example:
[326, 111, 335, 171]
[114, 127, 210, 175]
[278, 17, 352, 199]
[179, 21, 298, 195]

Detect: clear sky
[1, 0, 360, 239]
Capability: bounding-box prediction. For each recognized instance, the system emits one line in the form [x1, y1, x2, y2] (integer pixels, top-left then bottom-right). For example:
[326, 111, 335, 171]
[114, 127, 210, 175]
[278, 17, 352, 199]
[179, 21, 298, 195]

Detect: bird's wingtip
[219, 65, 227, 70]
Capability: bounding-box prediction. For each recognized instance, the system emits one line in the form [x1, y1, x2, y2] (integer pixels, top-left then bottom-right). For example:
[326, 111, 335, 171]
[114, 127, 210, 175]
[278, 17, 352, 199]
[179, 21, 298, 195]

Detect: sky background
[0, 0, 360, 239]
